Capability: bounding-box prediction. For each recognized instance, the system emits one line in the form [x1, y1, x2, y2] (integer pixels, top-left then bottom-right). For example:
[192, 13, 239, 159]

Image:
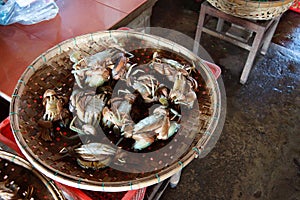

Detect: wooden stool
[193, 1, 282, 84]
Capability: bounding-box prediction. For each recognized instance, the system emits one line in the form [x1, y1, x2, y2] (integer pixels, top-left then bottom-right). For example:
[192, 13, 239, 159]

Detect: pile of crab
[40, 41, 199, 169]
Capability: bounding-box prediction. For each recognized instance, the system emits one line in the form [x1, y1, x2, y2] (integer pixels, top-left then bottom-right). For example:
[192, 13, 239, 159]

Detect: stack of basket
[207, 0, 294, 20]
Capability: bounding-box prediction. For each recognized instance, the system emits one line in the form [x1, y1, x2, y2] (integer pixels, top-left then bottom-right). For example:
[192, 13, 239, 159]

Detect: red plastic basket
[0, 117, 23, 156]
[290, 0, 300, 13]
[0, 117, 146, 200]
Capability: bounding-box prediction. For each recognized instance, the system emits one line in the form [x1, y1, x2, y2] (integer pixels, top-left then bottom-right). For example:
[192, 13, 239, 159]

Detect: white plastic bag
[0, 0, 59, 25]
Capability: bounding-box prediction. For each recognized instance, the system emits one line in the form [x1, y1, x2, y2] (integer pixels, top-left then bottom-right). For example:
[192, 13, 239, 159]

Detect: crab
[75, 142, 117, 169]
[0, 180, 18, 200]
[149, 52, 191, 81]
[69, 89, 107, 135]
[130, 106, 181, 150]
[169, 72, 197, 108]
[70, 50, 111, 88]
[110, 52, 131, 80]
[102, 93, 136, 134]
[70, 42, 133, 88]
[128, 72, 160, 103]
[0, 180, 34, 200]
[58, 142, 119, 169]
[39, 89, 69, 141]
[42, 89, 68, 121]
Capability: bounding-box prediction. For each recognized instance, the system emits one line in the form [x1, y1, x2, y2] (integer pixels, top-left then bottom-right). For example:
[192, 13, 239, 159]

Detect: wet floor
[150, 0, 300, 199]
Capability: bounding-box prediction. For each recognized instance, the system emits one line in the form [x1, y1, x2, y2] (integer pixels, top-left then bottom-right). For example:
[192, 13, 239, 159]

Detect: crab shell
[43, 89, 57, 100]
[75, 143, 116, 169]
[69, 90, 106, 125]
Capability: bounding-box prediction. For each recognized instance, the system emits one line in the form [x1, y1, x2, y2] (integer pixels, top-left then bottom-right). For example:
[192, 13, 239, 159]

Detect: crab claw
[168, 122, 181, 138]
[132, 133, 155, 150]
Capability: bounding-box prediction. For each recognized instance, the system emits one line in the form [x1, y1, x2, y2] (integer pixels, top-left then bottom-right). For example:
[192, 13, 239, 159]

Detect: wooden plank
[202, 27, 252, 51]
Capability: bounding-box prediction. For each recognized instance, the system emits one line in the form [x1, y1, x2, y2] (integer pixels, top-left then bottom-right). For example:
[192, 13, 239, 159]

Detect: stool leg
[216, 18, 224, 32]
[260, 17, 281, 55]
[240, 31, 264, 84]
[193, 4, 207, 55]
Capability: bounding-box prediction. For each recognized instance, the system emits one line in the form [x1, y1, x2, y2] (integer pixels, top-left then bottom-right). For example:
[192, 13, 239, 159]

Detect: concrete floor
[0, 1, 298, 200]
[150, 0, 300, 200]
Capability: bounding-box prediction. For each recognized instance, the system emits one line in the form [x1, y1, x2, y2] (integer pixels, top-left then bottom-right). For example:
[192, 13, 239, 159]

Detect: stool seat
[193, 1, 282, 84]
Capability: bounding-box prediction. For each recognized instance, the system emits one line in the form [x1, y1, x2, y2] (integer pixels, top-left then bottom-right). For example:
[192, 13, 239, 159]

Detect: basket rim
[207, 0, 294, 20]
[210, 0, 294, 7]
[9, 30, 223, 192]
[0, 150, 65, 199]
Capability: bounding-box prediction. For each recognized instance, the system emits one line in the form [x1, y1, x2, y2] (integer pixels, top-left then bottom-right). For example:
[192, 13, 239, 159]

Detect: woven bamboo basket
[0, 150, 65, 199]
[207, 0, 294, 20]
[10, 30, 223, 192]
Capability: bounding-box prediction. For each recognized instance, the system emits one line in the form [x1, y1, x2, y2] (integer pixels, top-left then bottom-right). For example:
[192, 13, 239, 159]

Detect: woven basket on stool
[207, 0, 294, 20]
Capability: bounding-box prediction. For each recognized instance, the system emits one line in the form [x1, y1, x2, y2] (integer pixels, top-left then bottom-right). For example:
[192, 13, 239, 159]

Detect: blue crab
[131, 106, 180, 150]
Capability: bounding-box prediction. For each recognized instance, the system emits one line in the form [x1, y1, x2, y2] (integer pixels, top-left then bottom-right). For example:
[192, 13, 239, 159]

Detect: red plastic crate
[0, 117, 146, 200]
[290, 0, 300, 13]
[0, 117, 23, 156]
